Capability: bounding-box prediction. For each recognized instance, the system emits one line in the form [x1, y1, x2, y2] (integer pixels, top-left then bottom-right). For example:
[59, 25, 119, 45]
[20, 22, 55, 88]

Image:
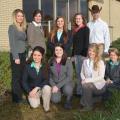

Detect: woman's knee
[82, 83, 94, 89]
[42, 85, 51, 95]
[63, 84, 73, 96]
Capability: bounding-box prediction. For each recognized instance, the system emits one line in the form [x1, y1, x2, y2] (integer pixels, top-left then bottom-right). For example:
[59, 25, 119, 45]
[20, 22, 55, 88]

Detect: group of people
[8, 5, 120, 112]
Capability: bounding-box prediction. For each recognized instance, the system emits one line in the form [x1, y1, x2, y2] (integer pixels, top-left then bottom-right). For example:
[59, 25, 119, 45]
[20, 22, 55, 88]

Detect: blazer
[81, 58, 106, 90]
[105, 60, 120, 88]
[22, 64, 48, 94]
[27, 23, 46, 51]
[47, 31, 72, 55]
[72, 26, 89, 56]
[8, 24, 26, 60]
[49, 58, 73, 89]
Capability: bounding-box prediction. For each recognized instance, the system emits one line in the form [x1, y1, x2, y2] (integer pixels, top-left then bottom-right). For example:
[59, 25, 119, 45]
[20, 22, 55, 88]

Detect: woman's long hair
[72, 13, 87, 34]
[27, 46, 45, 64]
[73, 13, 87, 26]
[49, 16, 68, 44]
[12, 9, 27, 31]
[53, 43, 67, 65]
[88, 43, 101, 71]
[27, 46, 49, 80]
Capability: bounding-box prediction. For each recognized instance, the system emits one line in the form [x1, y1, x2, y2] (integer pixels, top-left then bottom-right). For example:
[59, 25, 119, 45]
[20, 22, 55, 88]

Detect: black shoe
[64, 102, 72, 109]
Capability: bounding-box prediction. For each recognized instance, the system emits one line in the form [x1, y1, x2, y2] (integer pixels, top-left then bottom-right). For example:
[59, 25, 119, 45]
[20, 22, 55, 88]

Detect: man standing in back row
[87, 5, 110, 56]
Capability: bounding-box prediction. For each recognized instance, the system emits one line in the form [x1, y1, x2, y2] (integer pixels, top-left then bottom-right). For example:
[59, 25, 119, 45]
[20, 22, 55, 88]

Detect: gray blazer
[8, 25, 26, 59]
[27, 23, 46, 51]
[49, 58, 73, 89]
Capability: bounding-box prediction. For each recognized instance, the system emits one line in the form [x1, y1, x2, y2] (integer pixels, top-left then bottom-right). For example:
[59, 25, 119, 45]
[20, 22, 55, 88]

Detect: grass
[0, 90, 120, 120]
[0, 38, 120, 120]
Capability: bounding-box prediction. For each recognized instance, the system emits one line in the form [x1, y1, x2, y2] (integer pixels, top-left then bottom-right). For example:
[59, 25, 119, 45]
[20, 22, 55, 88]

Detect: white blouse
[81, 58, 106, 90]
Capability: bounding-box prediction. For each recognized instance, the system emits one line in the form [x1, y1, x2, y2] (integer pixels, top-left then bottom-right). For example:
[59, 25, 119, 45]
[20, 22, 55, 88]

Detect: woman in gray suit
[49, 43, 74, 109]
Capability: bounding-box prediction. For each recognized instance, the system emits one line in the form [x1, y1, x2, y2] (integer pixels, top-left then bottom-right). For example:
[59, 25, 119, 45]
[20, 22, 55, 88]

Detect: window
[23, 0, 38, 22]
[41, 0, 53, 21]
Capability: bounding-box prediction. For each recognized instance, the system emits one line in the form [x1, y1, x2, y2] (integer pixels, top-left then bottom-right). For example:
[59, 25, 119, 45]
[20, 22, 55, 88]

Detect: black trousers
[10, 52, 26, 103]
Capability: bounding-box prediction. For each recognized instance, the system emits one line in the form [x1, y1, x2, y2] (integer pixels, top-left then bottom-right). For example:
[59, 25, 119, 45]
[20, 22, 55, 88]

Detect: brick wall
[0, 0, 22, 51]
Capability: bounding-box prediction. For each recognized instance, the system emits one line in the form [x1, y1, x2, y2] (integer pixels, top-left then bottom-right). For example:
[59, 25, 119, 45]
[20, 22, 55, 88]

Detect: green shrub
[111, 38, 120, 52]
[0, 52, 11, 95]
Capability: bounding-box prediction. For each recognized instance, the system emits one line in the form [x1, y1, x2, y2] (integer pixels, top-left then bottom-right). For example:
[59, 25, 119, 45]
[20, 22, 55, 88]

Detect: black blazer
[47, 31, 72, 56]
[72, 26, 89, 56]
[22, 64, 48, 94]
[105, 60, 120, 88]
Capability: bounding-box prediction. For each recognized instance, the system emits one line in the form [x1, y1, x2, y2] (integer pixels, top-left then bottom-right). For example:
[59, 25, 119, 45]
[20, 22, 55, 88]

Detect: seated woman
[49, 43, 74, 109]
[80, 43, 106, 111]
[105, 48, 120, 89]
[22, 46, 51, 112]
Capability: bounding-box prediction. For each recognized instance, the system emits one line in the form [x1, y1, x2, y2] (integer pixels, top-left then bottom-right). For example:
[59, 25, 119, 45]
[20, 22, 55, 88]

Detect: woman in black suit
[22, 46, 51, 112]
[47, 16, 72, 56]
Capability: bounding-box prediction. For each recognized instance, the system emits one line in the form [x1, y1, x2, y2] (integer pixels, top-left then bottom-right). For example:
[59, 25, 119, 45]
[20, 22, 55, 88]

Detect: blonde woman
[80, 43, 106, 111]
[8, 9, 27, 103]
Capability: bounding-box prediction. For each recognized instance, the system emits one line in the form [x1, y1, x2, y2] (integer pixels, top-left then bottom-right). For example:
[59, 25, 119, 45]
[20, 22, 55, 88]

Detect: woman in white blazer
[80, 43, 106, 111]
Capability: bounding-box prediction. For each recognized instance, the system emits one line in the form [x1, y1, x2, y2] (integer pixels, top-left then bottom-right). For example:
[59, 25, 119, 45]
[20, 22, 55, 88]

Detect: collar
[86, 58, 94, 67]
[30, 62, 42, 68]
[32, 21, 41, 27]
[109, 60, 119, 66]
[31, 62, 35, 68]
[92, 18, 101, 23]
[73, 24, 85, 33]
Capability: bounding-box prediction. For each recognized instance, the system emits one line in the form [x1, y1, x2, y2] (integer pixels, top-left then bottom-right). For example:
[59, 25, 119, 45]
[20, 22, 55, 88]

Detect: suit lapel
[51, 62, 58, 77]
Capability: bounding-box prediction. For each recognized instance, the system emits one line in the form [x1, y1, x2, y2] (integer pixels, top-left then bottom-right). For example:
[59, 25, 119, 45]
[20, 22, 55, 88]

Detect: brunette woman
[27, 9, 46, 53]
[22, 46, 51, 112]
[105, 48, 120, 89]
[48, 16, 72, 56]
[72, 13, 89, 96]
[49, 43, 74, 109]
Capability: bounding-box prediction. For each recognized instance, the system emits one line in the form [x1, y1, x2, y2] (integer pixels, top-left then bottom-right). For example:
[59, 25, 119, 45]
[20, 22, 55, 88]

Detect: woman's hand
[106, 79, 113, 85]
[52, 86, 59, 93]
[29, 87, 38, 98]
[81, 80, 86, 85]
[15, 59, 20, 64]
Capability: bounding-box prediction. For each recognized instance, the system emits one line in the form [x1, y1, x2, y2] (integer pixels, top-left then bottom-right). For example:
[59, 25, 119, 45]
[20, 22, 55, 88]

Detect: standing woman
[22, 46, 51, 112]
[8, 9, 27, 103]
[49, 43, 74, 109]
[80, 43, 106, 111]
[27, 9, 46, 52]
[48, 16, 72, 56]
[72, 13, 89, 96]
